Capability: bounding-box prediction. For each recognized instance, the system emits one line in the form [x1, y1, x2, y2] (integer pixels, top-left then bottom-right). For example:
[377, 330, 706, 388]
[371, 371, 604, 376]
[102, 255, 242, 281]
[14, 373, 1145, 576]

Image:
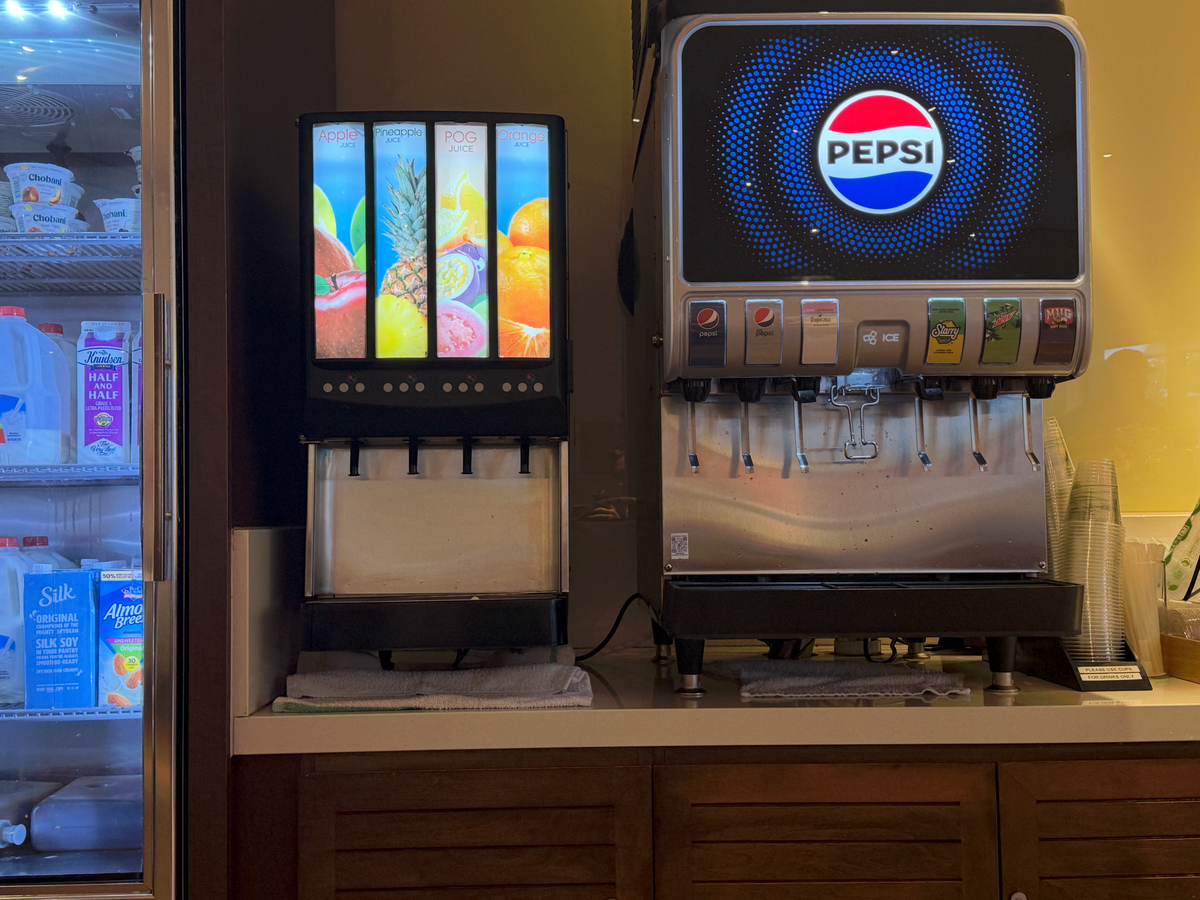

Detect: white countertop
[231, 646, 1200, 755]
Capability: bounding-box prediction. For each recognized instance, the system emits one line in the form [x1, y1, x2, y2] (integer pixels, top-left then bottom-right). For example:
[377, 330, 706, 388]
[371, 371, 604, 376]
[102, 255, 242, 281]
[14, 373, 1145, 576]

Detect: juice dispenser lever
[520, 437, 531, 475]
[734, 379, 767, 474]
[789, 378, 819, 474]
[681, 379, 711, 472]
[462, 438, 474, 476]
[408, 437, 419, 476]
[349, 440, 361, 477]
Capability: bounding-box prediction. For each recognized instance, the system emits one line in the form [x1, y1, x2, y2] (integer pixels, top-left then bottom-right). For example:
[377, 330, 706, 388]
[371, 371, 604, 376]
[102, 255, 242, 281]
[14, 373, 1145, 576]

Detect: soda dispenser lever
[789, 378, 818, 474]
[913, 396, 932, 471]
[681, 379, 711, 472]
[734, 379, 767, 474]
[1021, 393, 1041, 471]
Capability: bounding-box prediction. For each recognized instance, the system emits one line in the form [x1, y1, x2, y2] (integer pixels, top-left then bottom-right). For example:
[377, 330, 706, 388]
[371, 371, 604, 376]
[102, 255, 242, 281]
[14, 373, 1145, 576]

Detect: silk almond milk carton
[97, 570, 143, 707]
[77, 321, 130, 464]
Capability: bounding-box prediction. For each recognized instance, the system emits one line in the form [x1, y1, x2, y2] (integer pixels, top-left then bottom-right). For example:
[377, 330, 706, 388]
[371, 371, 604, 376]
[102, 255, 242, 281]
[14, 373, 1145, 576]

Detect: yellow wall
[1051, 1, 1200, 514]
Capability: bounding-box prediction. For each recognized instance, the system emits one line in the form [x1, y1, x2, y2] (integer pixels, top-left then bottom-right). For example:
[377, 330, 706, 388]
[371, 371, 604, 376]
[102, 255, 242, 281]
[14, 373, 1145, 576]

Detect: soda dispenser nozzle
[968, 379, 1001, 473]
[1025, 376, 1056, 399]
[913, 377, 942, 471]
[734, 379, 767, 474]
[789, 378, 819, 474]
[681, 379, 711, 473]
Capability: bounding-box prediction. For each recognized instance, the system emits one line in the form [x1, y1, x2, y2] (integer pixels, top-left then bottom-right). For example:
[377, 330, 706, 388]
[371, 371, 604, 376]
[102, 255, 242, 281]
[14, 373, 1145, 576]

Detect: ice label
[374, 123, 429, 359]
[925, 298, 966, 365]
[435, 122, 489, 358]
[497, 123, 551, 358]
[981, 298, 1022, 364]
[77, 321, 130, 464]
[313, 122, 367, 359]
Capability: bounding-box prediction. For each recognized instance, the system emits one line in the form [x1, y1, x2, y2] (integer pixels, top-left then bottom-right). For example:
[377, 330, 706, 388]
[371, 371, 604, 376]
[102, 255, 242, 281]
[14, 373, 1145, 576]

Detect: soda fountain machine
[299, 113, 570, 653]
[625, 4, 1105, 694]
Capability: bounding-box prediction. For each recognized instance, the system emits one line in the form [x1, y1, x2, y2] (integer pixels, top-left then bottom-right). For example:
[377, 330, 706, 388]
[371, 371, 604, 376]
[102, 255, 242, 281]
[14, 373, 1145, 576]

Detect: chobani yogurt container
[61, 181, 84, 208]
[4, 163, 75, 205]
[94, 198, 140, 233]
[126, 146, 141, 183]
[131, 183, 141, 199]
[9, 202, 77, 233]
[68, 218, 89, 233]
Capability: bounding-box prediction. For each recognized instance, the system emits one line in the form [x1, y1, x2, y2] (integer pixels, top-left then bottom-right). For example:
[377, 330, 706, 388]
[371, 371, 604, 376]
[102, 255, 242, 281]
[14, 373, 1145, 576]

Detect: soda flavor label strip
[744, 299, 783, 366]
[1035, 297, 1078, 366]
[313, 122, 367, 360]
[374, 122, 429, 359]
[980, 298, 1022, 365]
[435, 122, 489, 358]
[688, 299, 727, 368]
[801, 299, 839, 366]
[925, 297, 966, 365]
[496, 123, 551, 359]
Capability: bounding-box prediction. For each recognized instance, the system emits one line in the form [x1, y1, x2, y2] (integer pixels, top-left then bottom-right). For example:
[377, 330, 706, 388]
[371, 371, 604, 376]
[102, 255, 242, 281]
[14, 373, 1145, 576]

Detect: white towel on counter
[272, 663, 592, 713]
[709, 658, 968, 701]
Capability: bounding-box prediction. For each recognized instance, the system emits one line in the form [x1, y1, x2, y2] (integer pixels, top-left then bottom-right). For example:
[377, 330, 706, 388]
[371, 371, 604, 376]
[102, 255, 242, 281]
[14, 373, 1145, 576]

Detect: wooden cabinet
[297, 751, 653, 900]
[654, 763, 999, 900]
[1000, 760, 1200, 900]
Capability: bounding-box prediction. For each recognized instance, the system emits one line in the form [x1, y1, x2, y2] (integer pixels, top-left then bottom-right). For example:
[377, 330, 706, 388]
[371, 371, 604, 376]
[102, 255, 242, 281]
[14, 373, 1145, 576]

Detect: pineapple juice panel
[496, 124, 551, 359]
[312, 122, 367, 359]
[434, 122, 489, 358]
[374, 123, 429, 358]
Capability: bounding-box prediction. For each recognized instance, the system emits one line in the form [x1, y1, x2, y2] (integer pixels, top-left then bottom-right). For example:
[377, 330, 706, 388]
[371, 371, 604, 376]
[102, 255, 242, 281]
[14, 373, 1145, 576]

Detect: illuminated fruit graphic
[497, 231, 513, 255]
[497, 245, 550, 329]
[436, 207, 470, 253]
[436, 300, 486, 357]
[437, 251, 481, 304]
[315, 269, 366, 358]
[376, 294, 428, 358]
[354, 244, 367, 272]
[379, 158, 428, 315]
[314, 227, 354, 279]
[499, 317, 549, 359]
[350, 197, 366, 254]
[507, 197, 549, 250]
[313, 185, 337, 236]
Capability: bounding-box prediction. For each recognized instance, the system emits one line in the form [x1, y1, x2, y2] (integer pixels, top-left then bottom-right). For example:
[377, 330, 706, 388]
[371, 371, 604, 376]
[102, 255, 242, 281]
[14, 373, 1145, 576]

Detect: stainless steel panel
[660, 393, 1047, 574]
[310, 443, 565, 597]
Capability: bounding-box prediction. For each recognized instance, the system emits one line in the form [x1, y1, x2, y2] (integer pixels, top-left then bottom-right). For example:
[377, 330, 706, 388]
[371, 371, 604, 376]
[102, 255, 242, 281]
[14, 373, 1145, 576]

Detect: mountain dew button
[925, 298, 966, 365]
[981, 298, 1022, 364]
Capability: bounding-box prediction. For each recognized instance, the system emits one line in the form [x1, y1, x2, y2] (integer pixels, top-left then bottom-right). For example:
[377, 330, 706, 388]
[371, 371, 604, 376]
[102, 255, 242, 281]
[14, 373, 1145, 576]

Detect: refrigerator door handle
[143, 290, 171, 582]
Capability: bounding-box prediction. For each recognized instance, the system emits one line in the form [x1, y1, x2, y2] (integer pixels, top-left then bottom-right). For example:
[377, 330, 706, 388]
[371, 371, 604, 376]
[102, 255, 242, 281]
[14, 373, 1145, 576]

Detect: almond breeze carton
[23, 568, 97, 709]
[97, 570, 142, 707]
[77, 321, 131, 464]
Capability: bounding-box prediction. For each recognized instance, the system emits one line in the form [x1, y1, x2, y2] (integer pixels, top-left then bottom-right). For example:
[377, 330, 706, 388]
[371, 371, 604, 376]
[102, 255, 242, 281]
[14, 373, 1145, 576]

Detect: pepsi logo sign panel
[817, 90, 943, 215]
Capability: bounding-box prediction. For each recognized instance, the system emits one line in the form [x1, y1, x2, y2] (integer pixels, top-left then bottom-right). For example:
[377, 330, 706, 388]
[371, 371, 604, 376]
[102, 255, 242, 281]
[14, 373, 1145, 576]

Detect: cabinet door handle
[142, 290, 172, 582]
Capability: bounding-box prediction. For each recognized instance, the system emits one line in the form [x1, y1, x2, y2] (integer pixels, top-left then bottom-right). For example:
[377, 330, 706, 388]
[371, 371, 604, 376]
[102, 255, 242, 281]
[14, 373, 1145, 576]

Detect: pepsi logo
[817, 90, 943, 215]
[697, 307, 720, 328]
[753, 307, 775, 328]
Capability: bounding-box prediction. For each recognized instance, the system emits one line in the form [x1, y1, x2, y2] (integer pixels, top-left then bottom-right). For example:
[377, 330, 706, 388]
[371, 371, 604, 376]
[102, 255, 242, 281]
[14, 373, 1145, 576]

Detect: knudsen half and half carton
[97, 570, 143, 707]
[23, 568, 97, 709]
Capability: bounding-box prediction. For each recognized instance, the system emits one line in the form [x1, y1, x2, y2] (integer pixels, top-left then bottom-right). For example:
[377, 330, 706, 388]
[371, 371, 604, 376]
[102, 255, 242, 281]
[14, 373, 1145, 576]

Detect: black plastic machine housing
[299, 112, 570, 442]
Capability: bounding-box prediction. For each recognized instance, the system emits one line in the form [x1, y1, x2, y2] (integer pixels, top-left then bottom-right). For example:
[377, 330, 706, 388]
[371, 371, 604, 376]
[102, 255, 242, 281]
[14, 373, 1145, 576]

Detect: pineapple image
[379, 158, 428, 316]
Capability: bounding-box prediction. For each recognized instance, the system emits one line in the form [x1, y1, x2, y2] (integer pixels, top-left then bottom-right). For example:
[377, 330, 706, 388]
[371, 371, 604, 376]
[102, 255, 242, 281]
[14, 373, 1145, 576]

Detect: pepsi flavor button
[744, 300, 783, 366]
[1035, 298, 1077, 366]
[688, 299, 727, 368]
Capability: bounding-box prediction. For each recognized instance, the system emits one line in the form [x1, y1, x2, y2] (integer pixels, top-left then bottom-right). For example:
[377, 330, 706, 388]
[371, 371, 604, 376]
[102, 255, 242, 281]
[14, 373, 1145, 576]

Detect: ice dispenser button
[1035, 298, 1077, 366]
[744, 300, 783, 366]
[801, 299, 839, 365]
[854, 321, 908, 368]
[688, 299, 726, 368]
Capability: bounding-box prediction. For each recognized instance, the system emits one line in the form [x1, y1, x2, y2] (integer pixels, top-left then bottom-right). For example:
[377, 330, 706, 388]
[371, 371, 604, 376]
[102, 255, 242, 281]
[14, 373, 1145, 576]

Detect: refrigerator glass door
[0, 0, 175, 893]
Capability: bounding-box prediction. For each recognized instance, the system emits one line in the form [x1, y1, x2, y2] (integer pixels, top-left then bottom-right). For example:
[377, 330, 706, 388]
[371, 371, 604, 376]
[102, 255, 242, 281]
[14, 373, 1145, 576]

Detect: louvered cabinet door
[1000, 760, 1200, 900]
[654, 763, 1000, 900]
[298, 757, 652, 900]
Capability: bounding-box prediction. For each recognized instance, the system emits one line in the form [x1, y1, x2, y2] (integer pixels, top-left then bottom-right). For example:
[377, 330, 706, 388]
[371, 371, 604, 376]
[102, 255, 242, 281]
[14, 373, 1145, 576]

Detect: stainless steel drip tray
[306, 441, 567, 598]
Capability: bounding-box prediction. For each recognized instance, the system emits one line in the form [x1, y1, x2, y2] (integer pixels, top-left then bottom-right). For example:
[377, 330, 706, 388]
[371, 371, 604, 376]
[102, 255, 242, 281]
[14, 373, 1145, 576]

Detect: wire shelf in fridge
[0, 705, 142, 721]
[0, 463, 139, 486]
[0, 233, 142, 295]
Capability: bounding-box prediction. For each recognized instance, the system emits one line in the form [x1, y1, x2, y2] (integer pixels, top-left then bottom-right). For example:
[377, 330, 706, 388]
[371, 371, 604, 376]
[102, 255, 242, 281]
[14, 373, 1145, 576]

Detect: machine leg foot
[985, 636, 1020, 694]
[904, 638, 929, 660]
[675, 638, 706, 697]
[651, 620, 673, 662]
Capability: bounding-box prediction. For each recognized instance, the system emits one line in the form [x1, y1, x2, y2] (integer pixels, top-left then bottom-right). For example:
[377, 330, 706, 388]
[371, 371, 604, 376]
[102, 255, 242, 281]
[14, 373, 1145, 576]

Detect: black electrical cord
[576, 593, 645, 662]
[1183, 561, 1200, 603]
[863, 638, 899, 664]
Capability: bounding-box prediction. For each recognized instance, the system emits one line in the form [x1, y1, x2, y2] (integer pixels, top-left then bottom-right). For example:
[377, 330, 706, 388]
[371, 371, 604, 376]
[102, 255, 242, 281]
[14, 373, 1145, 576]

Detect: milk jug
[20, 536, 76, 570]
[77, 321, 130, 464]
[36, 324, 75, 463]
[0, 307, 64, 465]
[0, 536, 31, 706]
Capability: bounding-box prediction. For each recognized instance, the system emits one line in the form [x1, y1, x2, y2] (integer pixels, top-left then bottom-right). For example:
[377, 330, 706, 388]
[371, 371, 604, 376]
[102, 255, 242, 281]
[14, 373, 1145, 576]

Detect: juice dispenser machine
[626, 5, 1096, 694]
[300, 113, 570, 652]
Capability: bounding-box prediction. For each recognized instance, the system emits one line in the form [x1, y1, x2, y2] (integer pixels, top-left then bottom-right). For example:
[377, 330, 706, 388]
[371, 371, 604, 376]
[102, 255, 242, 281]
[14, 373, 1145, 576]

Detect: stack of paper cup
[1061, 459, 1126, 663]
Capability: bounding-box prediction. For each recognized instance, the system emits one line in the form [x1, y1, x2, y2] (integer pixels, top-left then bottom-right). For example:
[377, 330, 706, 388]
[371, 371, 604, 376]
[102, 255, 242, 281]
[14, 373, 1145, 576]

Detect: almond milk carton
[97, 570, 142, 708]
[77, 322, 130, 464]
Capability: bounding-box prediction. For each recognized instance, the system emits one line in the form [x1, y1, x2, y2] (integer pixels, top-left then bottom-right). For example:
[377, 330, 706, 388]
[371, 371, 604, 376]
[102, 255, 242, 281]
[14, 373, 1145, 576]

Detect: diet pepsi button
[744, 300, 783, 366]
[688, 299, 727, 368]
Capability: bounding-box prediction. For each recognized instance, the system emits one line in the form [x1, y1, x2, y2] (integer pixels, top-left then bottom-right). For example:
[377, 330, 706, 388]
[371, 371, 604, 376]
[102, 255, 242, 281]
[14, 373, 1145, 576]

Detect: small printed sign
[670, 533, 689, 560]
[1078, 665, 1142, 682]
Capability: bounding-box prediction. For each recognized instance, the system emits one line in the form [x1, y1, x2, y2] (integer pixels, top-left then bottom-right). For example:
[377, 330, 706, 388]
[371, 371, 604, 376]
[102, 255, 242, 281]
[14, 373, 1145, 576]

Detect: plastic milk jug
[0, 536, 31, 706]
[36, 324, 75, 463]
[0, 307, 63, 465]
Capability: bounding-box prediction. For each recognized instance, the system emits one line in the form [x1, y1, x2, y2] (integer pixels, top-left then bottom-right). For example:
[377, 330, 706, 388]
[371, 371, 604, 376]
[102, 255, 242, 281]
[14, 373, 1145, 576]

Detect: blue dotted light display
[706, 27, 1053, 279]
